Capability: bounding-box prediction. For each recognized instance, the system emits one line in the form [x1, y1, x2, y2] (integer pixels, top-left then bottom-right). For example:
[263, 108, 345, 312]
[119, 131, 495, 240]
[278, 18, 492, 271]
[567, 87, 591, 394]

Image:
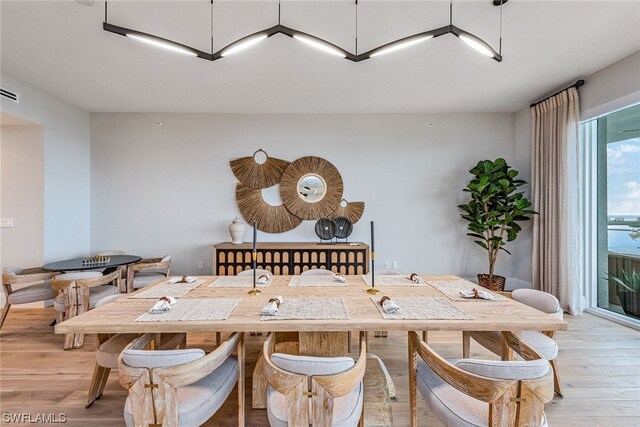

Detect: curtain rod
[530, 79, 585, 108]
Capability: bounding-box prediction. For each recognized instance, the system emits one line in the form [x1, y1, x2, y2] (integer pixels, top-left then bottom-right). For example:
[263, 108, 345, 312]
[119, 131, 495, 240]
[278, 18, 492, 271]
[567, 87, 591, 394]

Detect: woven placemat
[362, 274, 429, 286]
[427, 280, 506, 301]
[288, 276, 348, 287]
[129, 280, 205, 299]
[208, 276, 272, 288]
[261, 297, 349, 321]
[135, 298, 241, 322]
[370, 296, 473, 320]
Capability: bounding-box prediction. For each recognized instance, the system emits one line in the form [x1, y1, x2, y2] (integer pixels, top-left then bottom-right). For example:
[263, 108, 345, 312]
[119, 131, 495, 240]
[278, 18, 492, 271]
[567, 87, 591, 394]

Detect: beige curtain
[532, 88, 584, 315]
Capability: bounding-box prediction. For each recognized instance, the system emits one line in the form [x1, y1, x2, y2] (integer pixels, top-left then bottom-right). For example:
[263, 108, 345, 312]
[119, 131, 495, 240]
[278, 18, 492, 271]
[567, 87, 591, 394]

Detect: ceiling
[1, 0, 639, 113]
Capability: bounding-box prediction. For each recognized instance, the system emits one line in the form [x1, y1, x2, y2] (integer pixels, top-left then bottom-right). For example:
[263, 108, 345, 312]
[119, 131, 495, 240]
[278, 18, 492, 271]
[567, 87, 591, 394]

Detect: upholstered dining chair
[52, 269, 121, 350]
[301, 268, 334, 276]
[126, 255, 171, 292]
[462, 288, 564, 396]
[238, 268, 272, 276]
[262, 331, 367, 427]
[1, 267, 58, 329]
[85, 294, 187, 408]
[118, 332, 244, 427]
[409, 331, 554, 427]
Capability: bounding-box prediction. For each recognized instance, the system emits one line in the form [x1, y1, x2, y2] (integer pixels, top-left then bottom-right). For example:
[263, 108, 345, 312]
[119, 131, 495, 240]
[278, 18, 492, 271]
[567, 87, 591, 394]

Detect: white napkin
[149, 296, 177, 314]
[381, 297, 400, 314]
[408, 273, 423, 284]
[459, 289, 494, 300]
[169, 276, 197, 284]
[257, 273, 271, 285]
[333, 273, 346, 283]
[261, 296, 284, 316]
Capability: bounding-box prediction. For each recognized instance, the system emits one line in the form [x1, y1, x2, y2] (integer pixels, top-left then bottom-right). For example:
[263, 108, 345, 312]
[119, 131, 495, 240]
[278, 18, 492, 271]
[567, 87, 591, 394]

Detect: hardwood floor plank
[1, 308, 639, 426]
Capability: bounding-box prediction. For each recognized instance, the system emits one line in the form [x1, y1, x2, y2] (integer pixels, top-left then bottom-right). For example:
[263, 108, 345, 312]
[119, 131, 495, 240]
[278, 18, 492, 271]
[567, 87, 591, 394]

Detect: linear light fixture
[103, 1, 506, 64]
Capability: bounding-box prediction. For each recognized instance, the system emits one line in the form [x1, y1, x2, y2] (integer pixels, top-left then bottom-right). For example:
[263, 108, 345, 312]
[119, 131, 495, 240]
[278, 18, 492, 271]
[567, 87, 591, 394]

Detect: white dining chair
[462, 288, 564, 396]
[52, 270, 121, 349]
[238, 268, 272, 276]
[85, 294, 187, 408]
[263, 331, 366, 427]
[1, 267, 58, 329]
[410, 331, 554, 427]
[300, 268, 334, 276]
[126, 255, 171, 292]
[119, 332, 244, 426]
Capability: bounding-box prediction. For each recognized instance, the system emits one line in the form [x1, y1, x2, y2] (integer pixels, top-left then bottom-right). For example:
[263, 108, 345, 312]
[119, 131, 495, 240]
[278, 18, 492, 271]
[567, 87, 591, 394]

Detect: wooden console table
[212, 242, 370, 275]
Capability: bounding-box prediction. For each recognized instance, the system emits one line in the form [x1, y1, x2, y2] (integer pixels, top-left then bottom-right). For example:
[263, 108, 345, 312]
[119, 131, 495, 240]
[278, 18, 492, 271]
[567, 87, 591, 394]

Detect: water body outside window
[596, 104, 640, 320]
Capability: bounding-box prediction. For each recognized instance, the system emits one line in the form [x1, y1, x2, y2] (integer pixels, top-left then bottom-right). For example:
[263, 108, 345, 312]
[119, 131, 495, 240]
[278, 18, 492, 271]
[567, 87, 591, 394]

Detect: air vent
[0, 88, 19, 103]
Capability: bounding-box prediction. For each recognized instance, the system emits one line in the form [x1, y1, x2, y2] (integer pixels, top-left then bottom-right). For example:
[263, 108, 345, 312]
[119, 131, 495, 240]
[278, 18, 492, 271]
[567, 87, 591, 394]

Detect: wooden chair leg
[422, 331, 429, 343]
[408, 333, 418, 427]
[252, 354, 267, 409]
[216, 332, 221, 347]
[462, 331, 470, 358]
[347, 331, 352, 353]
[501, 335, 513, 361]
[237, 334, 245, 427]
[0, 303, 11, 329]
[86, 364, 111, 408]
[550, 358, 563, 397]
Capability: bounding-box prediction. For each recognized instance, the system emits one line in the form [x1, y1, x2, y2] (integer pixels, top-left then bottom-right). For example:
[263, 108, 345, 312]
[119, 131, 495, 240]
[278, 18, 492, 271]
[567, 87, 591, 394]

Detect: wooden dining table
[54, 274, 567, 335]
[55, 274, 567, 418]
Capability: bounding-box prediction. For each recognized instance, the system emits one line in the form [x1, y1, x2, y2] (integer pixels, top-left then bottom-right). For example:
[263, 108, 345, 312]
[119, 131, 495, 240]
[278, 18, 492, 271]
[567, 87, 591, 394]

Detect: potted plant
[606, 269, 640, 318]
[458, 158, 537, 291]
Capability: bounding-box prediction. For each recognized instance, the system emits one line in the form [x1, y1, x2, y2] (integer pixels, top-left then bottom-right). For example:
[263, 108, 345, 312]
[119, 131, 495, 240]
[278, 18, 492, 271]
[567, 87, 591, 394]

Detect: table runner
[427, 280, 506, 301]
[129, 279, 205, 299]
[370, 296, 473, 320]
[362, 274, 429, 287]
[135, 298, 241, 322]
[288, 276, 348, 287]
[261, 296, 349, 321]
[208, 276, 273, 288]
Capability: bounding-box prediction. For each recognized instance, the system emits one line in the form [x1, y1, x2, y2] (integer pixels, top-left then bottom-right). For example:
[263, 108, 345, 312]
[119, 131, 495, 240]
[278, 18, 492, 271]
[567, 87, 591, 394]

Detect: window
[594, 104, 640, 320]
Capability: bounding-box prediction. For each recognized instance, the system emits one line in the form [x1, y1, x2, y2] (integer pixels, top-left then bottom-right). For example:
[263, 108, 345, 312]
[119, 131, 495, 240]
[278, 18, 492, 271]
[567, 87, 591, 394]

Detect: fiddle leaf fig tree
[458, 158, 537, 278]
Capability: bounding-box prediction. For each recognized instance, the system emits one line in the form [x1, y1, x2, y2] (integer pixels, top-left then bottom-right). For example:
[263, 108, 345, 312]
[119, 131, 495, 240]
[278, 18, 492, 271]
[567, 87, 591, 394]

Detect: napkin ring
[159, 296, 172, 303]
[472, 288, 480, 299]
[180, 275, 187, 283]
[379, 296, 391, 307]
[268, 298, 282, 308]
[258, 274, 269, 281]
[409, 273, 419, 282]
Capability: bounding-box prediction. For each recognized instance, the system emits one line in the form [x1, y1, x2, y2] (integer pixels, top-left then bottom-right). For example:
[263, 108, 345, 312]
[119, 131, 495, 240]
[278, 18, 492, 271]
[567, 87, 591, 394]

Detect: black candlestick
[367, 220, 380, 295]
[248, 220, 261, 295]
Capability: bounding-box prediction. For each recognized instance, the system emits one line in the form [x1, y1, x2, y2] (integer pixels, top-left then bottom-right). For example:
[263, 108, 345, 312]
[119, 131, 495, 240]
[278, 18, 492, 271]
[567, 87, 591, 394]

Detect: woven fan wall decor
[236, 184, 302, 233]
[230, 149, 290, 189]
[231, 151, 363, 233]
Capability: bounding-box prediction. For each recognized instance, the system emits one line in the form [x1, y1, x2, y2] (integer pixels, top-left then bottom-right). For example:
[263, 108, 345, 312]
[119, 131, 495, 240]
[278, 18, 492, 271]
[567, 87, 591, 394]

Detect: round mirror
[297, 174, 327, 203]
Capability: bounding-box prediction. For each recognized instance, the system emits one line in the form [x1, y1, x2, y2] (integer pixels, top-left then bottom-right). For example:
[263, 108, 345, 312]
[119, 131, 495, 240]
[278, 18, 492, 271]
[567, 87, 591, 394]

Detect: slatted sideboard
[212, 242, 370, 276]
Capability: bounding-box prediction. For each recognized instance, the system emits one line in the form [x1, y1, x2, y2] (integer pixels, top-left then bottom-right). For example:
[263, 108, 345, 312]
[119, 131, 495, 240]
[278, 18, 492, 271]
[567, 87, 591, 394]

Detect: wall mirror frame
[280, 156, 344, 220]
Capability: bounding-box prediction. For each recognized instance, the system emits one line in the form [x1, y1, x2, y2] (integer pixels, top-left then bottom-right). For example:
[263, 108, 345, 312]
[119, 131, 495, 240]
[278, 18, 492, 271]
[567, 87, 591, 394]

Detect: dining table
[54, 274, 567, 414]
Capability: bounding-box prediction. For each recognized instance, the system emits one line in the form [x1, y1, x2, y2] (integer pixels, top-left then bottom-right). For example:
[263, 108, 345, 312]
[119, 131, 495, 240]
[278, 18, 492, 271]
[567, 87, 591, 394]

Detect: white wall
[91, 113, 534, 279]
[0, 73, 91, 263]
[1, 124, 44, 268]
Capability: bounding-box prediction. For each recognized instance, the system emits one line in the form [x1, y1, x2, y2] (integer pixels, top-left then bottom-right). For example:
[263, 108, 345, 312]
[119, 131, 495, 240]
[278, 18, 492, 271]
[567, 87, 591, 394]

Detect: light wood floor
[1, 309, 639, 426]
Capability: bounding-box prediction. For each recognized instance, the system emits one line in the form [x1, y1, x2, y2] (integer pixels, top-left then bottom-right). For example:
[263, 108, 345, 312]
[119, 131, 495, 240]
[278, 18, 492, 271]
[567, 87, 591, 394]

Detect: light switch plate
[0, 218, 14, 228]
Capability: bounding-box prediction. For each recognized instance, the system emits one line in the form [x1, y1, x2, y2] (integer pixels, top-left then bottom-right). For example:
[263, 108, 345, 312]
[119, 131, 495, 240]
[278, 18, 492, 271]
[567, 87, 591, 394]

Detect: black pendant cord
[354, 0, 358, 56]
[530, 80, 585, 108]
[210, 0, 214, 55]
[278, 1, 281, 26]
[104, 1, 107, 23]
[449, 0, 452, 25]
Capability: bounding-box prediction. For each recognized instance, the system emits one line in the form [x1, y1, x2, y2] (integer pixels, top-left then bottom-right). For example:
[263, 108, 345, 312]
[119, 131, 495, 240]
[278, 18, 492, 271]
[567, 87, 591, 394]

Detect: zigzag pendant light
[103, 0, 506, 63]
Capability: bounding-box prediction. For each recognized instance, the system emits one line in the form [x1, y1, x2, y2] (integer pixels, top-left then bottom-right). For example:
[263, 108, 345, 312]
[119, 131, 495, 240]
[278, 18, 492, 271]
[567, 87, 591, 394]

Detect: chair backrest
[376, 269, 403, 275]
[119, 332, 242, 427]
[97, 250, 126, 256]
[262, 332, 366, 426]
[238, 268, 271, 276]
[513, 289, 563, 318]
[409, 331, 553, 427]
[301, 268, 334, 276]
[3, 267, 22, 276]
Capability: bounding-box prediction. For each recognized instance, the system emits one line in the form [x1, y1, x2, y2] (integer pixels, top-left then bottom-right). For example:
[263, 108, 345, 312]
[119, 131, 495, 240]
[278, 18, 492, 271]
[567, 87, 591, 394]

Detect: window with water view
[596, 104, 640, 321]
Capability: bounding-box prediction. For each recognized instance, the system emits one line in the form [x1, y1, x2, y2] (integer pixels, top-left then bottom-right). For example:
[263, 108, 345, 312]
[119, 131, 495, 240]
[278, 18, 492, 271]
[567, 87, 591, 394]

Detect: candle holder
[366, 250, 380, 295]
[248, 236, 261, 295]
